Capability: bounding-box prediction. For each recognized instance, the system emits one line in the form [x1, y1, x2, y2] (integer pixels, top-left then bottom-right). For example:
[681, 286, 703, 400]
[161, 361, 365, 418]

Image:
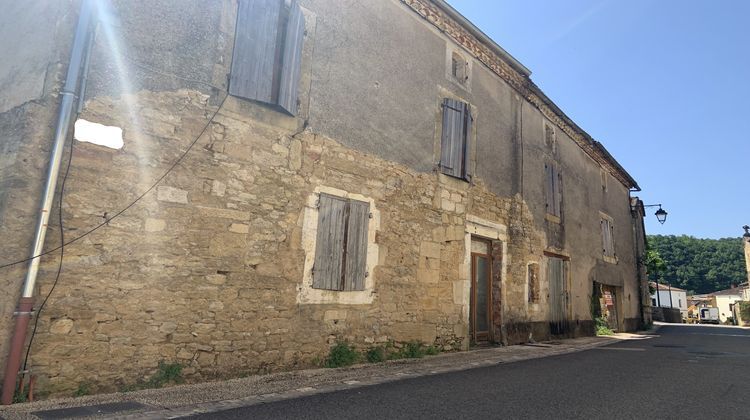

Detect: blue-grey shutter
[554, 167, 563, 218]
[545, 163, 554, 214]
[344, 200, 369, 291]
[278, 0, 304, 115]
[230, 0, 281, 103]
[440, 99, 468, 178]
[313, 194, 346, 290]
[463, 106, 473, 181]
[601, 219, 611, 256]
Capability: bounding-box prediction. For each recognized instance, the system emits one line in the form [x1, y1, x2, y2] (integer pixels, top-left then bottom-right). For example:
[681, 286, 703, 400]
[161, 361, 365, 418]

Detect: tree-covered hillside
[646, 235, 746, 294]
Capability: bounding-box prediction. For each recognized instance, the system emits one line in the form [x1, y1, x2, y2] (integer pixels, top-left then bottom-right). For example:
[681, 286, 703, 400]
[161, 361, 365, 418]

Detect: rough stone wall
[19, 90, 542, 396]
[0, 0, 647, 399]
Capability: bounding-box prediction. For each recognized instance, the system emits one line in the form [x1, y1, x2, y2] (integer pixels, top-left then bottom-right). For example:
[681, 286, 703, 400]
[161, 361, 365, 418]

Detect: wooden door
[470, 238, 492, 343]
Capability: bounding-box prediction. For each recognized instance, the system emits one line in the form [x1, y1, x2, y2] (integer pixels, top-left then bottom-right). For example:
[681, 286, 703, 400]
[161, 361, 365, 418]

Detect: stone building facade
[0, 0, 648, 397]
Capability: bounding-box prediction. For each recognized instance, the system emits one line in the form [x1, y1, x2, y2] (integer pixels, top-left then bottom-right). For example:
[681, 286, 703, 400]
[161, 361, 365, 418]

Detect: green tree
[646, 235, 745, 294]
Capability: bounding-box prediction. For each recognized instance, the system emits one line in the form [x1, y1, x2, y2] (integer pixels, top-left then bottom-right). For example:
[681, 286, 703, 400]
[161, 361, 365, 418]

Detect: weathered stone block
[420, 242, 441, 259]
[144, 218, 166, 232]
[156, 186, 188, 204]
[416, 268, 439, 284]
[228, 223, 250, 234]
[323, 310, 347, 321]
[49, 319, 73, 335]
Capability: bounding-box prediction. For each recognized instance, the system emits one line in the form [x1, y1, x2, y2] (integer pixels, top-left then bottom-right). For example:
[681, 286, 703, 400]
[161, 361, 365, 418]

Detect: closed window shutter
[554, 167, 563, 217]
[313, 194, 347, 290]
[601, 219, 615, 257]
[441, 99, 469, 178]
[545, 163, 554, 214]
[463, 106, 473, 180]
[278, 0, 304, 115]
[344, 200, 370, 291]
[230, 0, 282, 103]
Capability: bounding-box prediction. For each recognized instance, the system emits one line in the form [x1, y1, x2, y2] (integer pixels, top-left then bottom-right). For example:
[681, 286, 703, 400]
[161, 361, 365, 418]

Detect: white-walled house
[709, 287, 743, 323]
[650, 282, 688, 319]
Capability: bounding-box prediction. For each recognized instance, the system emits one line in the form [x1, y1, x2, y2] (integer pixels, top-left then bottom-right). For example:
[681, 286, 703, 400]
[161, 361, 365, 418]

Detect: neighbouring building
[707, 287, 743, 324]
[649, 282, 688, 320]
[0, 0, 649, 397]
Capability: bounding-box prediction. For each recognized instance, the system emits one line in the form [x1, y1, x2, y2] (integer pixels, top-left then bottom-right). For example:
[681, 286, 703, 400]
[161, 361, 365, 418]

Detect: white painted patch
[74, 119, 123, 149]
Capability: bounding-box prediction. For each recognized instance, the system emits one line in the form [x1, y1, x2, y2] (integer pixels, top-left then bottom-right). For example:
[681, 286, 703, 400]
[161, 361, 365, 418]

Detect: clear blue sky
[447, 0, 750, 239]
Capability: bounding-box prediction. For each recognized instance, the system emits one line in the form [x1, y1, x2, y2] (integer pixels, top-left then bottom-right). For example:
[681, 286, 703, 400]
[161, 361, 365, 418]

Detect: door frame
[470, 237, 493, 344]
[544, 251, 571, 335]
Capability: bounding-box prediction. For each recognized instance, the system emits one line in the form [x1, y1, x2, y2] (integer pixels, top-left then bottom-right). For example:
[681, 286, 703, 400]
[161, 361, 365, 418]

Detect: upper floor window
[543, 120, 557, 155]
[544, 162, 563, 219]
[230, 0, 304, 115]
[312, 194, 370, 291]
[451, 52, 468, 84]
[600, 214, 616, 262]
[439, 98, 473, 181]
[528, 263, 540, 303]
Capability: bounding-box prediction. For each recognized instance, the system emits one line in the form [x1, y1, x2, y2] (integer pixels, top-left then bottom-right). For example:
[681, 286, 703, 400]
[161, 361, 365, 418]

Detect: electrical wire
[21, 133, 75, 373]
[0, 92, 228, 270]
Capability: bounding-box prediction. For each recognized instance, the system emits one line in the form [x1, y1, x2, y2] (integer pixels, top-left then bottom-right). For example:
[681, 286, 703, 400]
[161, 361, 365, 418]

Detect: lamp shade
[655, 207, 667, 224]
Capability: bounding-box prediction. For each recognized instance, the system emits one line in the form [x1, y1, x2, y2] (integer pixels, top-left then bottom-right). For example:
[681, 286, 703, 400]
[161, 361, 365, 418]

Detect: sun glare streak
[91, 1, 151, 188]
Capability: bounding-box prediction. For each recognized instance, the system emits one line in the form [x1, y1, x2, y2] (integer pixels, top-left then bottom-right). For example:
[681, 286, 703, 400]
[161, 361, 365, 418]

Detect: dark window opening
[528, 263, 540, 303]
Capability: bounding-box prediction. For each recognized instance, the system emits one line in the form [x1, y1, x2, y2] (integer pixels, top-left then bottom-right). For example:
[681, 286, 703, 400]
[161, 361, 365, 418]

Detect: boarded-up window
[451, 52, 467, 84]
[601, 217, 616, 258]
[544, 162, 563, 218]
[230, 0, 304, 115]
[440, 98, 472, 180]
[528, 263, 540, 303]
[312, 194, 369, 291]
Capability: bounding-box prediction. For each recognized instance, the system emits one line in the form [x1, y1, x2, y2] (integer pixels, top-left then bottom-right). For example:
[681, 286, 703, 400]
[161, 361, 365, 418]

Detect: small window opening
[451, 52, 467, 84]
[528, 263, 540, 303]
[74, 119, 123, 149]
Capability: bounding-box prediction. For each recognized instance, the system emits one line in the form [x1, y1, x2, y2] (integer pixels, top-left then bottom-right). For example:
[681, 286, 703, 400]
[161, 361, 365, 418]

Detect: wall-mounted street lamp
[644, 204, 668, 224]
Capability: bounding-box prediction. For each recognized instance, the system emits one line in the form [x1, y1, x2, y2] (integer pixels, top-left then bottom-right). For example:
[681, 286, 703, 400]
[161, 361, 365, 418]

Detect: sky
[446, 0, 750, 239]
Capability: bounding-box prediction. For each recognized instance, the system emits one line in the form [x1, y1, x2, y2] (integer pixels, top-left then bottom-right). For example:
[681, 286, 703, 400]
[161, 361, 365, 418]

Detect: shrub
[122, 361, 184, 392]
[74, 382, 91, 397]
[595, 317, 614, 336]
[401, 341, 426, 359]
[325, 341, 359, 368]
[147, 362, 183, 388]
[366, 346, 386, 363]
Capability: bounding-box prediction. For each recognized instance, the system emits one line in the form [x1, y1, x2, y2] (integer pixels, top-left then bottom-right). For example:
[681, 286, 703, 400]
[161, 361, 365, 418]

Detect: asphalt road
[185, 325, 750, 419]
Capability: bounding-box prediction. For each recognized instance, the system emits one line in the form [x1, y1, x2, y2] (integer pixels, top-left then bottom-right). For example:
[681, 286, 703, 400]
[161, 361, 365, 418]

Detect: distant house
[649, 282, 688, 320]
[707, 287, 743, 323]
[687, 295, 711, 322]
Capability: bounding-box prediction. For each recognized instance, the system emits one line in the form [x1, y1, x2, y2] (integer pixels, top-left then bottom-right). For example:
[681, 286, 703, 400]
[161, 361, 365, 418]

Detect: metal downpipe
[1, 0, 94, 405]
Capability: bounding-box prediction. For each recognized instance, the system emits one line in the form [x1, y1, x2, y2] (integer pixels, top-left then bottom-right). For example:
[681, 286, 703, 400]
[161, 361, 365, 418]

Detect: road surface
[185, 325, 750, 419]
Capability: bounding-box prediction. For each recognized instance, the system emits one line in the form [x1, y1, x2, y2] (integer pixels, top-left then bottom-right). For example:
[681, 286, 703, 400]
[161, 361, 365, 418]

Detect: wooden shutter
[278, 0, 304, 115]
[554, 166, 563, 217]
[313, 194, 347, 290]
[230, 0, 282, 103]
[545, 163, 554, 214]
[601, 218, 614, 257]
[344, 200, 370, 291]
[463, 106, 473, 181]
[440, 99, 468, 179]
